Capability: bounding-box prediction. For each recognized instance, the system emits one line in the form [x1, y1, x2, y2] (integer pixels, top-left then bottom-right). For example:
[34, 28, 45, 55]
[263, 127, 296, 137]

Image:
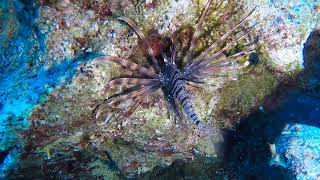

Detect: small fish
[268, 143, 287, 168]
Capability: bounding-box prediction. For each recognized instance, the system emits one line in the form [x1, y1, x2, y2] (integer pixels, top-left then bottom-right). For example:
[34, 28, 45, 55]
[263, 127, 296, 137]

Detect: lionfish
[92, 0, 256, 134]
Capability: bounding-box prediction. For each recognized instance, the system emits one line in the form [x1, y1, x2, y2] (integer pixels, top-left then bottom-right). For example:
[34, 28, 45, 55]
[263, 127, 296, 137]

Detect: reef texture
[0, 0, 319, 178]
[272, 124, 320, 180]
[245, 0, 320, 71]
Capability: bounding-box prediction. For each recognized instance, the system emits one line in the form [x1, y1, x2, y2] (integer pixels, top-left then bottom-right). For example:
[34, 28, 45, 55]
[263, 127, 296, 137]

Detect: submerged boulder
[13, 0, 259, 177]
[245, 0, 319, 72]
[271, 123, 320, 179]
[2, 0, 318, 178]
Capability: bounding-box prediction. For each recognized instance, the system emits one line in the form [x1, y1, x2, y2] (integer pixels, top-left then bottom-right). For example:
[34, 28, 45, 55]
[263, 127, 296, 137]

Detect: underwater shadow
[223, 29, 320, 179]
[137, 29, 320, 180]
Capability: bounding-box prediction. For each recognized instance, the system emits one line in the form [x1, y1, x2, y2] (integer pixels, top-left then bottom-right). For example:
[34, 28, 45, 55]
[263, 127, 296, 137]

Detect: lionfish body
[160, 62, 201, 126]
[93, 0, 256, 132]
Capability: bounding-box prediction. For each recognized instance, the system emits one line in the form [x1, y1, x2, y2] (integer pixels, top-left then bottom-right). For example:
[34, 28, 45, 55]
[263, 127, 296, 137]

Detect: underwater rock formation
[0, 0, 94, 177]
[245, 0, 320, 71]
[302, 29, 320, 99]
[1, 0, 319, 178]
[20, 0, 266, 177]
[271, 123, 320, 179]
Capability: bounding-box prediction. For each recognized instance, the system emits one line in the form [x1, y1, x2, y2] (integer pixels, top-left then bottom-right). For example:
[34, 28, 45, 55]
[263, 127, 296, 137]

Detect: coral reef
[213, 50, 279, 129]
[13, 0, 263, 177]
[245, 0, 320, 72]
[1, 0, 319, 179]
[21, 60, 222, 177]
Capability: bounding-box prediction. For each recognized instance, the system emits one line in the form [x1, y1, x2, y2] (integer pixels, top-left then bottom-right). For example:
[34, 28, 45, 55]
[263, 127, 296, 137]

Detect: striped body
[95, 6, 255, 134]
[160, 63, 201, 126]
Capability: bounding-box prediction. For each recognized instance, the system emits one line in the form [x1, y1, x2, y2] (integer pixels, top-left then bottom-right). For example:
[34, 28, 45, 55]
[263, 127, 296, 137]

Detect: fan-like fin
[188, 25, 255, 72]
[108, 83, 162, 104]
[104, 77, 161, 94]
[167, 37, 177, 65]
[190, 7, 256, 65]
[107, 78, 160, 88]
[185, 81, 205, 89]
[117, 17, 160, 71]
[186, 47, 255, 80]
[94, 97, 144, 126]
[92, 56, 158, 78]
[186, 0, 214, 65]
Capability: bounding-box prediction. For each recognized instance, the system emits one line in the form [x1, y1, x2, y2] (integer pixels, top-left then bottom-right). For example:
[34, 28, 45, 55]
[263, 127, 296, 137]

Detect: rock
[245, 0, 320, 72]
[22, 62, 209, 177]
[0, 0, 94, 177]
[0, 0, 44, 177]
[303, 29, 320, 73]
[301, 29, 320, 98]
[213, 59, 279, 129]
[3, 0, 317, 178]
[17, 0, 258, 177]
[271, 123, 320, 179]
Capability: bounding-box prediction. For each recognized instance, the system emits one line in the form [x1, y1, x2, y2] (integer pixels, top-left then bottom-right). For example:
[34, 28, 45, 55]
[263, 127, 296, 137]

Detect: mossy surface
[214, 49, 279, 129]
[15, 0, 285, 178]
[140, 157, 223, 179]
[104, 138, 186, 177]
[13, 141, 121, 179]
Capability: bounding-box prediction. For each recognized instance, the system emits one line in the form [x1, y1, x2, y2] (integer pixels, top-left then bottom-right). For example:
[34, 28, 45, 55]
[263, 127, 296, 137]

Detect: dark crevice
[139, 29, 320, 179]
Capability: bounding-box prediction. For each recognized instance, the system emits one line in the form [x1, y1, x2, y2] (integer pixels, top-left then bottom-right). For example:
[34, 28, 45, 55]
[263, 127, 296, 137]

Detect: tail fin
[196, 122, 225, 157]
[198, 122, 224, 143]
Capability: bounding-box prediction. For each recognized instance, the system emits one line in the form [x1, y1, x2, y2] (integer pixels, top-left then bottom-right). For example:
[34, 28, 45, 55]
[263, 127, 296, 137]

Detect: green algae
[19, 0, 287, 178]
[0, 0, 19, 50]
[140, 156, 223, 179]
[19, 145, 120, 179]
[195, 136, 222, 158]
[89, 160, 121, 179]
[104, 138, 186, 177]
[214, 48, 279, 128]
[18, 131, 121, 179]
[190, 86, 215, 123]
[127, 105, 169, 139]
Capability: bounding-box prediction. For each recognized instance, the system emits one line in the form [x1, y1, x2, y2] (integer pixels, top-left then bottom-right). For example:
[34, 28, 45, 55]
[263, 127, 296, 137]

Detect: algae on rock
[214, 52, 279, 129]
[15, 0, 288, 178]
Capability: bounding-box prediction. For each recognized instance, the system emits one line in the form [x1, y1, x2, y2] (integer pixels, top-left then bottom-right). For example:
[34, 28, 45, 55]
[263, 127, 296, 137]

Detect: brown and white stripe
[171, 72, 201, 125]
[92, 56, 158, 78]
